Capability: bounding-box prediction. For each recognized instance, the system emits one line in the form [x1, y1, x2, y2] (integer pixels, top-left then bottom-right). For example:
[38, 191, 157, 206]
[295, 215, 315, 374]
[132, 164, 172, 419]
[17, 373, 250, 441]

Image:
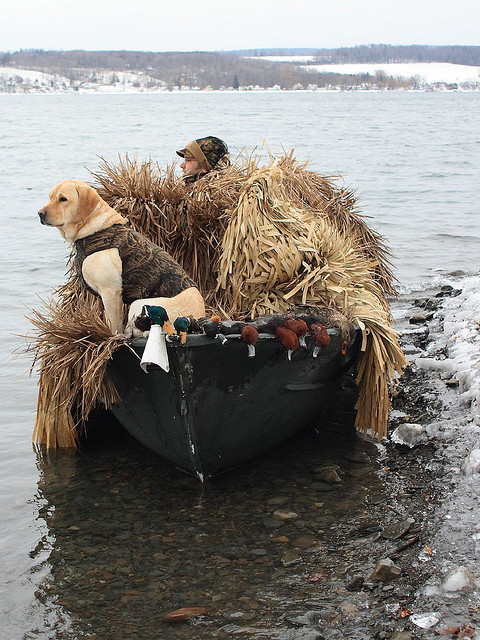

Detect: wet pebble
[286, 629, 326, 639]
[445, 378, 459, 388]
[409, 312, 433, 324]
[435, 626, 462, 636]
[281, 550, 302, 566]
[381, 517, 414, 540]
[369, 493, 389, 505]
[338, 601, 359, 619]
[416, 297, 441, 310]
[101, 570, 116, 580]
[271, 535, 289, 543]
[346, 575, 365, 591]
[221, 546, 244, 559]
[343, 451, 371, 463]
[263, 517, 285, 529]
[310, 481, 335, 492]
[370, 558, 402, 582]
[266, 496, 291, 506]
[346, 467, 371, 479]
[435, 285, 461, 298]
[273, 509, 299, 520]
[162, 606, 210, 623]
[293, 535, 318, 548]
[237, 595, 261, 610]
[314, 466, 344, 484]
[457, 624, 476, 638]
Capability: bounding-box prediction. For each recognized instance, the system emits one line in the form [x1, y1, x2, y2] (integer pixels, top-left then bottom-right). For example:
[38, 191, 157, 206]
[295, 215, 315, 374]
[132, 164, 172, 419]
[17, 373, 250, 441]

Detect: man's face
[180, 156, 207, 177]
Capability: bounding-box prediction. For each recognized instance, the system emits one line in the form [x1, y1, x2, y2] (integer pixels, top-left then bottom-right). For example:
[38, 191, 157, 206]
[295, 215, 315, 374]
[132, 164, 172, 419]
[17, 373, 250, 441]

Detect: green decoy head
[144, 306, 175, 334]
[174, 316, 190, 344]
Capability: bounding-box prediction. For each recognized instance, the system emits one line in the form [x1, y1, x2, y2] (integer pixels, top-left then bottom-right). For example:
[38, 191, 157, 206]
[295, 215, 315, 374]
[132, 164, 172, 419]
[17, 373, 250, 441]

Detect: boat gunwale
[129, 326, 345, 350]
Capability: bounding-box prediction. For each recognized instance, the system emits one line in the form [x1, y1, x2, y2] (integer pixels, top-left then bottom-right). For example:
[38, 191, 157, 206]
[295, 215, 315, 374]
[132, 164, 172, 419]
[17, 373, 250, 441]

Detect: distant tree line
[1, 45, 478, 91]
[233, 45, 480, 66]
[0, 49, 373, 89]
[0, 49, 319, 89]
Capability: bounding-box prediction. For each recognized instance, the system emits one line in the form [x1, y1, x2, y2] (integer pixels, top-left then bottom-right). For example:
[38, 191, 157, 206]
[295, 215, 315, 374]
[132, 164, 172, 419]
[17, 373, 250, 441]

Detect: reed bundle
[29, 280, 126, 449]
[216, 161, 406, 436]
[30, 149, 405, 449]
[275, 152, 397, 298]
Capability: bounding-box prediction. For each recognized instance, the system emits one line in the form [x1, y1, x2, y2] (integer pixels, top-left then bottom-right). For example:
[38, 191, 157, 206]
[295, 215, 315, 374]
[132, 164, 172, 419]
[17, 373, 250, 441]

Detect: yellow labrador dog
[38, 180, 205, 335]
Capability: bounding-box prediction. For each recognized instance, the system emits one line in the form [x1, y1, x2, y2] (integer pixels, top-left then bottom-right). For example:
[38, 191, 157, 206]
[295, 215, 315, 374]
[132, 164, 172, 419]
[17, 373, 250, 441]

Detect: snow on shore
[0, 66, 65, 84]
[249, 58, 480, 83]
[419, 276, 480, 428]
[2, 61, 479, 95]
[412, 276, 480, 617]
[0, 66, 165, 93]
[388, 276, 480, 625]
[303, 62, 480, 84]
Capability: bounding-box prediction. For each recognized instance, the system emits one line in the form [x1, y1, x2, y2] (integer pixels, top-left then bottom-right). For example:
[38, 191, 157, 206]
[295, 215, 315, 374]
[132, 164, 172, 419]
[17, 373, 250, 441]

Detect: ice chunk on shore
[441, 566, 478, 593]
[391, 423, 426, 447]
[461, 446, 480, 476]
[415, 357, 453, 376]
[410, 612, 441, 628]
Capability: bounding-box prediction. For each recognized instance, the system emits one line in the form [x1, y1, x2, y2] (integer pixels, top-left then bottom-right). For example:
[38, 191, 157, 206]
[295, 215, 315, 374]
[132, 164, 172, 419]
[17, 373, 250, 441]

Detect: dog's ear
[76, 183, 101, 217]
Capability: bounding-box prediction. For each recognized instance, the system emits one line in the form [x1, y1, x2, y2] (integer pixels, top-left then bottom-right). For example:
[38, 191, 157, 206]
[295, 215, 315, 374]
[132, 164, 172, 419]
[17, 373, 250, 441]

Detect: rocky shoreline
[291, 283, 480, 640]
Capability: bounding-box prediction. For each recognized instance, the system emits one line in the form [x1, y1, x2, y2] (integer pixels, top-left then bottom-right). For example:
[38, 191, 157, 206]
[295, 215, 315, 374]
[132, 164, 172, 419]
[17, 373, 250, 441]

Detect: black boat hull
[108, 329, 361, 479]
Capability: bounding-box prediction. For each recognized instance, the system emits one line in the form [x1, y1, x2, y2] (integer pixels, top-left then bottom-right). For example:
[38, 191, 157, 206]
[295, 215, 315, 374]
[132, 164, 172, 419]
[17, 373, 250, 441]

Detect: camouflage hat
[177, 136, 228, 171]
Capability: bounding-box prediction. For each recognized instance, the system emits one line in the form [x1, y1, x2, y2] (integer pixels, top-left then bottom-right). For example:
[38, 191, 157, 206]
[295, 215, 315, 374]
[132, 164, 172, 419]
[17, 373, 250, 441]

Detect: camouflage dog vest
[74, 224, 197, 303]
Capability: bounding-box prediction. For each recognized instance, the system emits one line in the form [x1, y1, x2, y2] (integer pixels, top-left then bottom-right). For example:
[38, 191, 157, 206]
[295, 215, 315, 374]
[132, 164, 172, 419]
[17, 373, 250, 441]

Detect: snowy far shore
[250, 58, 480, 84]
[1, 61, 479, 94]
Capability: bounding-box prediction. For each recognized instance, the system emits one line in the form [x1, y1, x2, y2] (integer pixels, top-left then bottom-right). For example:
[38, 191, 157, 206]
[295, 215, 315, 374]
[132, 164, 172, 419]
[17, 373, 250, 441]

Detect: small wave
[395, 270, 478, 296]
[420, 173, 449, 179]
[435, 233, 480, 241]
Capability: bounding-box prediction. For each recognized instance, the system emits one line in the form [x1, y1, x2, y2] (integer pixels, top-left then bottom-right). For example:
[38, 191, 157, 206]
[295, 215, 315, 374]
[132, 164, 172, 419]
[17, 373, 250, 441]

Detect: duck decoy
[138, 306, 174, 373]
[258, 316, 299, 361]
[310, 322, 330, 357]
[201, 315, 228, 345]
[138, 305, 175, 334]
[284, 315, 309, 348]
[173, 316, 190, 345]
[240, 324, 259, 358]
[275, 325, 299, 361]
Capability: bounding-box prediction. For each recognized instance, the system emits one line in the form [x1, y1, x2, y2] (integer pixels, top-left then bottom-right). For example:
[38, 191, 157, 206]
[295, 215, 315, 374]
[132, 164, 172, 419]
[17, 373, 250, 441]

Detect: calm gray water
[0, 91, 479, 639]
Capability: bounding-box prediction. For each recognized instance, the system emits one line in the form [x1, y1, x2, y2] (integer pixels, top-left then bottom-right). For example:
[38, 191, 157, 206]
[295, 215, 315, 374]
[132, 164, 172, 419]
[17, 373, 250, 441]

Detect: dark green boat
[108, 327, 361, 479]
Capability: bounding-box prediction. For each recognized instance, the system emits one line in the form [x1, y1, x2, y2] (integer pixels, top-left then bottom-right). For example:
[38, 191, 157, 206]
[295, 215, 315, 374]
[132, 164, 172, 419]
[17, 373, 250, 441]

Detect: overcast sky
[2, 0, 479, 53]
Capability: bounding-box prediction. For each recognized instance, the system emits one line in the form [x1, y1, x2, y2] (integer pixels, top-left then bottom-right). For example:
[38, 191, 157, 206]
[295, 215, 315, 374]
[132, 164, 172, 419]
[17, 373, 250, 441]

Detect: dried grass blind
[29, 151, 406, 450]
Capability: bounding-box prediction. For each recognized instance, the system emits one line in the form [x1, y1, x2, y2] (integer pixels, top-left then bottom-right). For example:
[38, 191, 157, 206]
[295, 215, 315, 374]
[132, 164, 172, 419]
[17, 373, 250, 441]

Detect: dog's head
[38, 180, 110, 242]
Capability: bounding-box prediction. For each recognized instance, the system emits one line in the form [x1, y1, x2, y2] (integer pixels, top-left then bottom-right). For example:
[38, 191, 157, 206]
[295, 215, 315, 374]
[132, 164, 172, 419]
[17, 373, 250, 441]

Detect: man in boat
[176, 136, 230, 183]
[174, 135, 232, 294]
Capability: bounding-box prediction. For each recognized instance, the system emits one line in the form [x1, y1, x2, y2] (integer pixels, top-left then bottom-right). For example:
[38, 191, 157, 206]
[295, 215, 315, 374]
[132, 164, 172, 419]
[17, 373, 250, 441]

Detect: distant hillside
[0, 49, 334, 90]
[1, 45, 479, 92]
[232, 45, 480, 66]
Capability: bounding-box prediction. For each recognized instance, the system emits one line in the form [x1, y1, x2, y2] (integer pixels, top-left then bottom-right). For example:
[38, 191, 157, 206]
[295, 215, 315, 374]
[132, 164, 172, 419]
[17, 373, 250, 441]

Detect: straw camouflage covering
[29, 149, 406, 449]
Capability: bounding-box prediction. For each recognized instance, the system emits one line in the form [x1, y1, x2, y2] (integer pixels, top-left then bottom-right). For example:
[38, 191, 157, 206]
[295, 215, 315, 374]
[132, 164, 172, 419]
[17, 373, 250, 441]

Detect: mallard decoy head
[144, 305, 175, 334]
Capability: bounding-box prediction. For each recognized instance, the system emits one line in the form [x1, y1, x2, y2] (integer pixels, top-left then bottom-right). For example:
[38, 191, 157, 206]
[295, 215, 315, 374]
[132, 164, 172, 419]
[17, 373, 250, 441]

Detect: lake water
[1, 91, 479, 639]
